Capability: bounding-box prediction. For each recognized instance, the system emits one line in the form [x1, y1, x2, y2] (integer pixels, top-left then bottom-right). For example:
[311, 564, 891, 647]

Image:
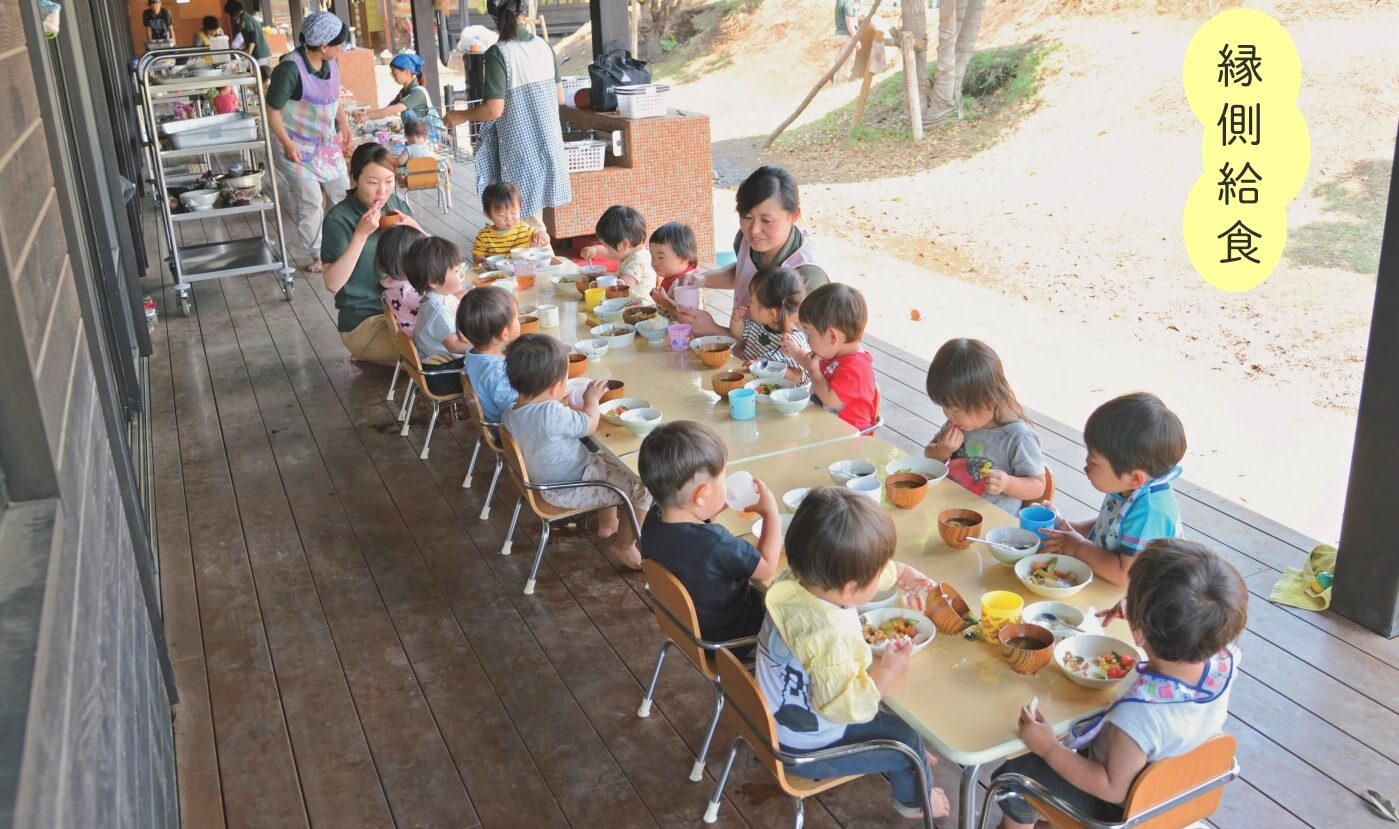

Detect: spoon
[1029, 611, 1084, 634]
[968, 535, 1036, 555]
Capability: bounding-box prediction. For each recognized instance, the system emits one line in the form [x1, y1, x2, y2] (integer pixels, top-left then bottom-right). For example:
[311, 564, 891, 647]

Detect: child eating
[992, 538, 1245, 829]
[923, 338, 1046, 513]
[649, 221, 701, 295]
[405, 236, 469, 395]
[1040, 392, 1186, 585]
[637, 421, 782, 651]
[472, 182, 549, 265]
[458, 285, 520, 423]
[738, 267, 810, 382]
[377, 224, 426, 334]
[502, 335, 652, 569]
[783, 282, 879, 433]
[757, 487, 948, 821]
[393, 119, 435, 169]
[580, 205, 656, 293]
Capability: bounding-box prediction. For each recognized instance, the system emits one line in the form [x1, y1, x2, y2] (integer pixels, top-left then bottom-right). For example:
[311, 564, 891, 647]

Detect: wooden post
[410, 0, 441, 108]
[848, 25, 877, 137]
[590, 0, 630, 57]
[629, 0, 640, 57]
[1333, 125, 1399, 638]
[763, 0, 882, 149]
[902, 33, 923, 141]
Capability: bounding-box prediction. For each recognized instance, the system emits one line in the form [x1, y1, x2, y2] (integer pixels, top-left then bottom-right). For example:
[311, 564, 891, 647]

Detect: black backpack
[587, 50, 651, 112]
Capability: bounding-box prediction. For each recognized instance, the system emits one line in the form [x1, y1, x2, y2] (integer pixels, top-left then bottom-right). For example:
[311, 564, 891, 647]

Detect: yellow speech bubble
[1182, 8, 1309, 292]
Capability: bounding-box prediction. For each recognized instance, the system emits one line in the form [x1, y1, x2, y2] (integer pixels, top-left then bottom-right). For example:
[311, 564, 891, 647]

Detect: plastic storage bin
[160, 112, 259, 149]
[615, 83, 670, 119]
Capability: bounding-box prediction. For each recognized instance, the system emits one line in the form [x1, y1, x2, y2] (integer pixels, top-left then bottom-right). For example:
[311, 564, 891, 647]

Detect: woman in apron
[358, 53, 435, 130]
[441, 0, 570, 225]
[266, 12, 352, 273]
[671, 165, 831, 337]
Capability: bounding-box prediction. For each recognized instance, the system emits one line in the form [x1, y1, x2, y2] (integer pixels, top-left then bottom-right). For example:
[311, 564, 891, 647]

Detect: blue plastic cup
[1018, 505, 1058, 538]
[728, 388, 757, 421]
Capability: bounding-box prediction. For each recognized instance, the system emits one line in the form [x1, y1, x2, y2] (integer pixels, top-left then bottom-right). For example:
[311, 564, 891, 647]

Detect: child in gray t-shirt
[500, 335, 652, 569]
[991, 539, 1247, 829]
[922, 338, 1046, 513]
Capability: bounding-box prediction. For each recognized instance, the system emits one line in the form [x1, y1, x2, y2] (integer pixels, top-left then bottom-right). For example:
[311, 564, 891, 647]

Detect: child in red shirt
[783, 283, 880, 433]
[649, 221, 700, 295]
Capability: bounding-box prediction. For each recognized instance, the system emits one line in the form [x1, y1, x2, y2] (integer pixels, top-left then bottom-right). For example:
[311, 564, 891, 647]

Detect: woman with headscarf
[266, 11, 353, 273]
[441, 0, 570, 225]
[357, 52, 433, 127]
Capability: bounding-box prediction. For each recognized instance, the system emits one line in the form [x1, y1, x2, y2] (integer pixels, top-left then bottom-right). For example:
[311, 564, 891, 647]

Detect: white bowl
[745, 377, 796, 404]
[484, 254, 513, 271]
[984, 527, 1042, 566]
[636, 319, 668, 344]
[1054, 634, 1144, 690]
[596, 275, 619, 290]
[782, 487, 812, 511]
[1015, 554, 1094, 599]
[770, 387, 811, 416]
[751, 513, 794, 540]
[600, 397, 652, 425]
[573, 338, 610, 363]
[846, 476, 882, 502]
[884, 457, 949, 486]
[860, 608, 935, 655]
[1023, 602, 1086, 642]
[475, 269, 513, 286]
[750, 359, 790, 380]
[596, 297, 637, 324]
[620, 407, 662, 437]
[552, 273, 583, 296]
[591, 323, 636, 348]
[827, 459, 877, 484]
[690, 335, 738, 354]
[857, 585, 901, 613]
[179, 189, 220, 211]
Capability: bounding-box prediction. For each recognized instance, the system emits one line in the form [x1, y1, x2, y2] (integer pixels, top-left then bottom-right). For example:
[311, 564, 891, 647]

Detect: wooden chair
[1023, 465, 1056, 509]
[978, 734, 1239, 829]
[392, 327, 464, 460]
[497, 427, 642, 595]
[402, 156, 451, 211]
[638, 560, 758, 783]
[703, 648, 934, 828]
[382, 298, 409, 416]
[459, 372, 506, 522]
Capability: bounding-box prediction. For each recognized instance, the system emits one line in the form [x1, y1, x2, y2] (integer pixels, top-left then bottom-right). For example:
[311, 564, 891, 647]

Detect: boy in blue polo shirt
[1040, 393, 1186, 586]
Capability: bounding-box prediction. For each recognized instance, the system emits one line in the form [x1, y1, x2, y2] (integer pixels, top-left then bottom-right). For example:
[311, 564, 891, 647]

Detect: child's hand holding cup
[724, 470, 760, 517]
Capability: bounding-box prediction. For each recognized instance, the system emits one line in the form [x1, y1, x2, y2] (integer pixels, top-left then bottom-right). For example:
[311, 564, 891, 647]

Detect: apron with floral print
[278, 51, 348, 183]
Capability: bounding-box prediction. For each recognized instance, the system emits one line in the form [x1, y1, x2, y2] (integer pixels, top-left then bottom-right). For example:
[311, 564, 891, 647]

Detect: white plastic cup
[846, 476, 882, 502]
[537, 304, 560, 328]
[725, 470, 758, 511]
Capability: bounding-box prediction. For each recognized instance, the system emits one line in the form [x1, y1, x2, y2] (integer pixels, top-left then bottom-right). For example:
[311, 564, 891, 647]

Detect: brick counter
[544, 106, 715, 263]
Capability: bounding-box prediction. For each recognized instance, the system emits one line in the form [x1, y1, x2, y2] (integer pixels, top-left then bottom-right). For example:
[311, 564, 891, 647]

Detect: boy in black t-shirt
[637, 422, 783, 646]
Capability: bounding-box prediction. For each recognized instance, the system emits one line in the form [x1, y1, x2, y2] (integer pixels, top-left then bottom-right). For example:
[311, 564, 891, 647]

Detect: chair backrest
[461, 372, 505, 454]
[1027, 733, 1236, 829]
[404, 156, 440, 190]
[394, 327, 459, 402]
[381, 297, 399, 338]
[498, 426, 557, 519]
[1024, 465, 1055, 509]
[642, 560, 717, 679]
[714, 648, 808, 798]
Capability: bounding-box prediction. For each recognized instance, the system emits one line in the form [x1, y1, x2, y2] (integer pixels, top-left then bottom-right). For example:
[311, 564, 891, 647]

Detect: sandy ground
[663, 0, 1399, 542]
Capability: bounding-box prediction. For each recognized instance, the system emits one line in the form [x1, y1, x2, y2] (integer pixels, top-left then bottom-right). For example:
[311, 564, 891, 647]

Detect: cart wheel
[174, 284, 192, 315]
[279, 274, 295, 300]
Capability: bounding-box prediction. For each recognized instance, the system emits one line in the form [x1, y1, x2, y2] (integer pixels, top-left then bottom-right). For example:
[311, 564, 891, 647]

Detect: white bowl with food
[744, 377, 796, 404]
[689, 335, 738, 354]
[600, 398, 652, 425]
[750, 358, 790, 381]
[860, 608, 935, 655]
[596, 297, 636, 324]
[983, 527, 1043, 566]
[827, 459, 877, 484]
[750, 513, 794, 541]
[573, 338, 610, 363]
[620, 407, 663, 437]
[1054, 634, 1143, 689]
[769, 387, 811, 416]
[551, 273, 582, 296]
[486, 254, 514, 272]
[884, 456, 949, 486]
[1023, 602, 1086, 642]
[179, 188, 221, 211]
[857, 584, 901, 613]
[782, 487, 812, 511]
[590, 323, 636, 348]
[1015, 554, 1094, 599]
[636, 317, 669, 344]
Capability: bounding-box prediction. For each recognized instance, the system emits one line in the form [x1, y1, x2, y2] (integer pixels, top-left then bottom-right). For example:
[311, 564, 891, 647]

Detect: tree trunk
[951, 0, 988, 115]
[900, 0, 932, 119]
[925, 0, 962, 124]
[629, 0, 640, 57]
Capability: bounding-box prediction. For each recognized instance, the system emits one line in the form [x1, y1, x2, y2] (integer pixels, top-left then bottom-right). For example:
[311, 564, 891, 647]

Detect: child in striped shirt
[736, 267, 810, 383]
[472, 181, 548, 265]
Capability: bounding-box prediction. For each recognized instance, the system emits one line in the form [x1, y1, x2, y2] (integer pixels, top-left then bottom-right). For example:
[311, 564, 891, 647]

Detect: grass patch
[650, 0, 758, 83]
[1287, 158, 1389, 276]
[771, 40, 1056, 183]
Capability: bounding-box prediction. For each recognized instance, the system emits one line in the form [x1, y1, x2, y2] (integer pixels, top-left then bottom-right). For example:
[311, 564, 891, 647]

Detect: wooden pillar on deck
[589, 0, 629, 57]
[1333, 123, 1399, 639]
[410, 0, 442, 107]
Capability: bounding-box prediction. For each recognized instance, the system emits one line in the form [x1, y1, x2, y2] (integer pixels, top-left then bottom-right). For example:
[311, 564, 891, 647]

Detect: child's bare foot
[604, 540, 642, 571]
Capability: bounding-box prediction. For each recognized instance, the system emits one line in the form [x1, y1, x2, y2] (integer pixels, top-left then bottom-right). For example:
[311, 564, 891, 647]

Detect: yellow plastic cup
[585, 287, 606, 310]
[979, 590, 1024, 640]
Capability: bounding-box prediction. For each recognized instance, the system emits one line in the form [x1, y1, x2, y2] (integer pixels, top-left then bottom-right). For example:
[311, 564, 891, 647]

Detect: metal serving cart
[137, 48, 295, 314]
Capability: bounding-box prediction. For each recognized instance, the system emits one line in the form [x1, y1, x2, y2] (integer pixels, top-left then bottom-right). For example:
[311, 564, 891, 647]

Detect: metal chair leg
[960, 762, 983, 829]
[523, 518, 551, 595]
[791, 796, 805, 829]
[692, 681, 725, 782]
[419, 402, 441, 460]
[636, 640, 672, 718]
[386, 361, 401, 402]
[500, 498, 522, 556]
[399, 386, 416, 435]
[702, 738, 741, 823]
[462, 435, 482, 488]
[479, 458, 501, 520]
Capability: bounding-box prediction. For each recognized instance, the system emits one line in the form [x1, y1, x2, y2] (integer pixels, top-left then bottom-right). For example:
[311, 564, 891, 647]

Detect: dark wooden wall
[0, 0, 178, 824]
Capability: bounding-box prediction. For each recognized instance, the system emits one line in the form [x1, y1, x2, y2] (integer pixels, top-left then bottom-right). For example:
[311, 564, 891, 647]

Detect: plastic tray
[160, 112, 258, 149]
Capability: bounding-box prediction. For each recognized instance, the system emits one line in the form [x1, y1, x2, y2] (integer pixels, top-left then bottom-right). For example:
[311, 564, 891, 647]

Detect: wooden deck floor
[142, 177, 1399, 828]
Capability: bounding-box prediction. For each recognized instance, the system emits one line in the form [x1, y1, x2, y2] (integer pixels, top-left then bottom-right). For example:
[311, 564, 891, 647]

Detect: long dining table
[498, 270, 1129, 829]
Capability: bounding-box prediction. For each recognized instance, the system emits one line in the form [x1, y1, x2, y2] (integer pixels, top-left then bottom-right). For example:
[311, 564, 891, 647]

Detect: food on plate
[611, 405, 630, 416]
[862, 616, 921, 645]
[1028, 556, 1080, 588]
[558, 276, 574, 284]
[1063, 649, 1138, 681]
[756, 382, 783, 395]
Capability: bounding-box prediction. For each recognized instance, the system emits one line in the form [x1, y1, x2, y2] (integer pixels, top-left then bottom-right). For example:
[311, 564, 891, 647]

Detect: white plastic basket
[561, 75, 590, 102]
[615, 83, 670, 119]
[563, 139, 607, 173]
